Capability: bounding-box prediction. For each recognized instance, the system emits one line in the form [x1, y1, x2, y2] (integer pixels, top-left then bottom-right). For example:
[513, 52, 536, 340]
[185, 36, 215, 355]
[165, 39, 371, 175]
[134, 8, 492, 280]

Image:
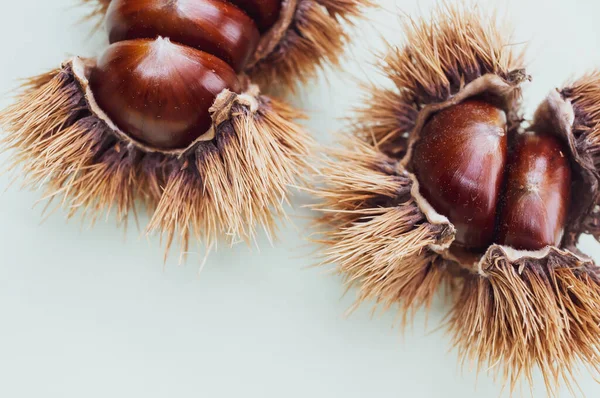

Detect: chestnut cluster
[92, 0, 281, 149]
[412, 99, 571, 252]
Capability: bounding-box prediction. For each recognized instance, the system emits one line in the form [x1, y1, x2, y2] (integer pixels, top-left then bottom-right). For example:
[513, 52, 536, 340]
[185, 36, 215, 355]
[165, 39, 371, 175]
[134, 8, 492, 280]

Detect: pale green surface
[1, 0, 600, 397]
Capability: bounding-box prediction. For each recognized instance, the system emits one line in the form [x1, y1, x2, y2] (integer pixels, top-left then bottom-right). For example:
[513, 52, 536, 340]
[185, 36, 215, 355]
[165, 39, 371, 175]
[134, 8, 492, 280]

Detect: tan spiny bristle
[565, 71, 600, 168]
[352, 84, 417, 158]
[147, 99, 313, 261]
[82, 0, 110, 17]
[1, 65, 313, 261]
[384, 4, 524, 102]
[247, 0, 373, 91]
[310, 138, 450, 322]
[80, 0, 111, 30]
[447, 256, 600, 397]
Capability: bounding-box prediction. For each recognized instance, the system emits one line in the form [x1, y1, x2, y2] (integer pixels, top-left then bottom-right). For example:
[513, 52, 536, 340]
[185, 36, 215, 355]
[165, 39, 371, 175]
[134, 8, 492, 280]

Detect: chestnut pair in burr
[94, 0, 281, 149]
[413, 99, 571, 252]
[313, 4, 600, 395]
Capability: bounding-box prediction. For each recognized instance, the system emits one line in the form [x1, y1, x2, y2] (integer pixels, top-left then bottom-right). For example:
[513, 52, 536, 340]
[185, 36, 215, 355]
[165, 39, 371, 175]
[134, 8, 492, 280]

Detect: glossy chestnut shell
[90, 38, 240, 149]
[411, 99, 572, 252]
[497, 132, 571, 250]
[412, 100, 508, 250]
[106, 0, 261, 73]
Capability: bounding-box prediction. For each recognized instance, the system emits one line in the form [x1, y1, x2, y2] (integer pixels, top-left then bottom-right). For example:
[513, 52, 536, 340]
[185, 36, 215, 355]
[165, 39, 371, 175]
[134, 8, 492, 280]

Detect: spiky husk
[0, 61, 312, 260]
[311, 138, 455, 321]
[448, 247, 600, 396]
[562, 71, 600, 240]
[311, 3, 600, 395]
[315, 3, 524, 325]
[247, 0, 372, 91]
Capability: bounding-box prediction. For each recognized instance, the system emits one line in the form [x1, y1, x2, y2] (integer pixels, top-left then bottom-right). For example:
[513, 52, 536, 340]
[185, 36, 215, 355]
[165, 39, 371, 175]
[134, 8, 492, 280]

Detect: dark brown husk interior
[247, 0, 372, 91]
[561, 73, 600, 241]
[1, 60, 312, 261]
[313, 4, 600, 396]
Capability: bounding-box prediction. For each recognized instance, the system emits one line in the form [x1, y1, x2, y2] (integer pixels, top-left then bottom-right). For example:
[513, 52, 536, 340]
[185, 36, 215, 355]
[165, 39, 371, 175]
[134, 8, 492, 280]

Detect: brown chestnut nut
[90, 38, 240, 149]
[106, 0, 261, 73]
[496, 132, 571, 250]
[411, 100, 508, 250]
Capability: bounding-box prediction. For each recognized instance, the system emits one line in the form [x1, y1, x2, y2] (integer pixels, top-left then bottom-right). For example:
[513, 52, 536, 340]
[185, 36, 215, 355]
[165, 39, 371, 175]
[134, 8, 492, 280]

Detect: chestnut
[412, 100, 508, 250]
[90, 38, 240, 149]
[95, 0, 277, 149]
[412, 100, 571, 252]
[106, 0, 261, 73]
[497, 132, 571, 250]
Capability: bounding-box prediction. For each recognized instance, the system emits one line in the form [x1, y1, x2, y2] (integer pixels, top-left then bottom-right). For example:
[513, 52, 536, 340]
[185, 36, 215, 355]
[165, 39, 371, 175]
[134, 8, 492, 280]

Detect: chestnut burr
[313, 4, 600, 395]
[1, 0, 371, 261]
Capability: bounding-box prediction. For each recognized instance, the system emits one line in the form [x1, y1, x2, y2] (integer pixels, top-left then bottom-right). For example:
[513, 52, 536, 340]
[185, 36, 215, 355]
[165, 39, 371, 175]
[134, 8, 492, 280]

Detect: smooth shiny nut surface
[90, 38, 240, 149]
[106, 0, 261, 73]
[412, 100, 508, 250]
[497, 132, 571, 250]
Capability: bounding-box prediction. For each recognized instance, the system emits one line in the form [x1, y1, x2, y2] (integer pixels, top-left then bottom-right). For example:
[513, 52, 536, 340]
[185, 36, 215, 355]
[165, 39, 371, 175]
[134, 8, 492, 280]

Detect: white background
[1, 0, 600, 397]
